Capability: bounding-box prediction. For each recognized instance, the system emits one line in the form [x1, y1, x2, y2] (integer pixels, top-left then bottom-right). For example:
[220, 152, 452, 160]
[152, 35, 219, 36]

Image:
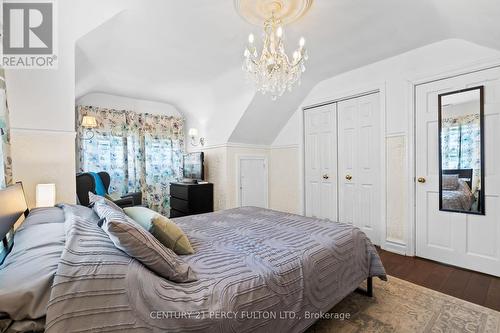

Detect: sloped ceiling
[75, 0, 500, 146]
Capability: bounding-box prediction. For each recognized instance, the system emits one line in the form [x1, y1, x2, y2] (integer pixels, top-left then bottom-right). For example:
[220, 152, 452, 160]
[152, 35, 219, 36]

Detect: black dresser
[169, 182, 214, 218]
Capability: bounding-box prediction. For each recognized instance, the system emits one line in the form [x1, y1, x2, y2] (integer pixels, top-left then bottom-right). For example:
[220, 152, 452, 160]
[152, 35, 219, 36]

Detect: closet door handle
[345, 174, 352, 181]
[417, 177, 426, 183]
[322, 174, 329, 180]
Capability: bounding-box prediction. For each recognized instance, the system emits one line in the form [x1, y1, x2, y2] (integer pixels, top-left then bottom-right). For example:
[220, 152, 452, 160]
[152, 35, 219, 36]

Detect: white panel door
[338, 93, 381, 244]
[240, 157, 268, 208]
[416, 67, 500, 276]
[304, 104, 337, 220]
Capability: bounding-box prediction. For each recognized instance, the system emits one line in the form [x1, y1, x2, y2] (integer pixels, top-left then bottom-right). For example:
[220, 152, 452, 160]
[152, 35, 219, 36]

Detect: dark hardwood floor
[377, 248, 500, 312]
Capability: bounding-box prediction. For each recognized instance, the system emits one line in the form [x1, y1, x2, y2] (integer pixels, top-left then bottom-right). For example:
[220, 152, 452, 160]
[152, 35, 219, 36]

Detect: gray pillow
[0, 216, 65, 320]
[442, 174, 459, 190]
[93, 202, 197, 283]
[88, 191, 123, 212]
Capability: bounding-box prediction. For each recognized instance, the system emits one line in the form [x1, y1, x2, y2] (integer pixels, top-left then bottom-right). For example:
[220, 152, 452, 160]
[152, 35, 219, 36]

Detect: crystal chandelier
[243, 14, 308, 100]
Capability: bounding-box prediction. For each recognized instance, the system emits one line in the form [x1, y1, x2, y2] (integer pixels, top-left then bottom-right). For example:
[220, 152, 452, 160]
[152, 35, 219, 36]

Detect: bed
[0, 183, 386, 333]
[441, 169, 475, 211]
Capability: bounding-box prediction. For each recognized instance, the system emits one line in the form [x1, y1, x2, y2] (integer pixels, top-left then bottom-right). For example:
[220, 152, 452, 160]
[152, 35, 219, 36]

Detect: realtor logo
[1, 0, 57, 68]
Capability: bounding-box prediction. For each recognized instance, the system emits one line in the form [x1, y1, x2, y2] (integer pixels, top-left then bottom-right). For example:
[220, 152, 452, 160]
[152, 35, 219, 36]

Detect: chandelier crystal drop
[242, 15, 308, 101]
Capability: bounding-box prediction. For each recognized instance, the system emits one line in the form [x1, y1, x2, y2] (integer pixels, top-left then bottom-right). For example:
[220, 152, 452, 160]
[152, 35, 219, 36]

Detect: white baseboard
[382, 239, 408, 256]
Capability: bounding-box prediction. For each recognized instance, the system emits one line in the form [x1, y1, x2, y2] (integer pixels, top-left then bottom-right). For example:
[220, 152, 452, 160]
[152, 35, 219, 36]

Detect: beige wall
[269, 147, 301, 214]
[202, 146, 228, 211]
[202, 144, 300, 215]
[10, 130, 76, 208]
[385, 136, 407, 243]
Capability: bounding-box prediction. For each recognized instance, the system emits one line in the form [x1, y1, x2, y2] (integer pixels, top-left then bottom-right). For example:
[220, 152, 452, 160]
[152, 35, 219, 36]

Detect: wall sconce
[82, 115, 97, 140]
[188, 128, 205, 147]
[36, 183, 56, 207]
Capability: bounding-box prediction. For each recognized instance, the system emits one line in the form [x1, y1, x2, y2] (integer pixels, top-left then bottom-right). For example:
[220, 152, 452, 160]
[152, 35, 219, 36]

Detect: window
[145, 137, 174, 180]
[81, 134, 127, 194]
[442, 125, 461, 169]
[77, 106, 184, 214]
[442, 122, 481, 170]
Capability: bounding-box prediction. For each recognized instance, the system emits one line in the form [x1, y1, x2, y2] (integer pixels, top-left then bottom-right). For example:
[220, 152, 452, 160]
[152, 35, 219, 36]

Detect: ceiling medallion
[234, 0, 313, 26]
[235, 0, 312, 100]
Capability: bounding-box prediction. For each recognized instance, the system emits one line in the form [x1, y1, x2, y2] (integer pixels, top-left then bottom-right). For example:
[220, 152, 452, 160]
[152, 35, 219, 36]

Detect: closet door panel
[359, 94, 381, 241]
[341, 182, 355, 224]
[338, 93, 381, 244]
[320, 128, 335, 219]
[304, 104, 338, 220]
[305, 120, 320, 218]
[338, 98, 358, 226]
[360, 184, 373, 230]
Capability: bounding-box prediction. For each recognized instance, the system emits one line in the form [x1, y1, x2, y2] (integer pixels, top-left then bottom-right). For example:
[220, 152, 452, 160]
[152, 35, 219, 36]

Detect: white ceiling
[442, 90, 481, 106]
[75, 0, 500, 145]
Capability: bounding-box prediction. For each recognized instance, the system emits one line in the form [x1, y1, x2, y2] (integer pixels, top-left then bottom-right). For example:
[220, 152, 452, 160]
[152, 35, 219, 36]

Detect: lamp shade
[82, 115, 97, 128]
[36, 184, 56, 208]
[188, 128, 198, 137]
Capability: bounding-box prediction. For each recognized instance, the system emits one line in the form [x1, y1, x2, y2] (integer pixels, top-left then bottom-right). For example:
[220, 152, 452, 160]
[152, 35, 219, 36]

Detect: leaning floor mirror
[438, 86, 485, 214]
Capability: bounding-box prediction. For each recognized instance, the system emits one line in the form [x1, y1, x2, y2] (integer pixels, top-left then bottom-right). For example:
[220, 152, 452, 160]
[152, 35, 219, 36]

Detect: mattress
[0, 207, 66, 333]
[442, 179, 474, 211]
[43, 205, 386, 333]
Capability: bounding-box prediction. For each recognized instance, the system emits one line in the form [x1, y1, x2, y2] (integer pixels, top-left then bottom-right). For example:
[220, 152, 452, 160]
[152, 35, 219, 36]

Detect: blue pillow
[89, 172, 106, 196]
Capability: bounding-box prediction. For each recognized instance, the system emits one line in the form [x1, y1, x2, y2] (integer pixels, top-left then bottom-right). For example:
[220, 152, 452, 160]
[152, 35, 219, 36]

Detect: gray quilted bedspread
[45, 205, 386, 333]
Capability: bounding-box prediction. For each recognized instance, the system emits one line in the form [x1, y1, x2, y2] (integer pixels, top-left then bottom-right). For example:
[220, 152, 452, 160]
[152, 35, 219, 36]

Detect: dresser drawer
[169, 208, 186, 218]
[170, 197, 189, 213]
[169, 182, 214, 217]
[170, 184, 189, 200]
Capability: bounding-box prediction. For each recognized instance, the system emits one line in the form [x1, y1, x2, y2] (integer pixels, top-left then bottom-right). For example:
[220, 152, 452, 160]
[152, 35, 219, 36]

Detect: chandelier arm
[289, 58, 304, 67]
[248, 58, 259, 66]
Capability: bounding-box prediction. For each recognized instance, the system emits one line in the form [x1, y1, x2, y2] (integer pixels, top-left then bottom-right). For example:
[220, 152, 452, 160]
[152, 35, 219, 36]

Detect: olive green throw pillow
[150, 215, 194, 255]
[123, 206, 157, 231]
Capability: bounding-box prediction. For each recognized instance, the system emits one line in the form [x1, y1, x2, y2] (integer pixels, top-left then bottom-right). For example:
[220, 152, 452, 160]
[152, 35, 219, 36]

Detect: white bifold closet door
[338, 93, 381, 243]
[304, 93, 381, 245]
[304, 103, 338, 221]
[416, 67, 500, 277]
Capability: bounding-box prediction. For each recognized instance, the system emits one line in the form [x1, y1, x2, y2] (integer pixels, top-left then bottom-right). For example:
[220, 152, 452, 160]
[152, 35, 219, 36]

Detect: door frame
[408, 57, 500, 256]
[301, 83, 386, 247]
[237, 155, 269, 208]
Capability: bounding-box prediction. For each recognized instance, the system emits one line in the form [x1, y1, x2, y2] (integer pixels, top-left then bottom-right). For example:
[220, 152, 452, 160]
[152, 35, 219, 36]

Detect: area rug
[307, 276, 500, 333]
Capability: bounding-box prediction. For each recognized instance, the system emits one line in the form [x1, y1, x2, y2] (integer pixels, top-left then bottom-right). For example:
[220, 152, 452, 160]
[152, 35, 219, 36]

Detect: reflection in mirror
[439, 86, 484, 214]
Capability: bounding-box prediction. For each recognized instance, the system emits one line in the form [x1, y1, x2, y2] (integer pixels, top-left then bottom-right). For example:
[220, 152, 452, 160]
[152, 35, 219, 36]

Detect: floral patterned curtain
[0, 69, 13, 189]
[441, 114, 481, 191]
[76, 105, 184, 214]
[441, 114, 481, 170]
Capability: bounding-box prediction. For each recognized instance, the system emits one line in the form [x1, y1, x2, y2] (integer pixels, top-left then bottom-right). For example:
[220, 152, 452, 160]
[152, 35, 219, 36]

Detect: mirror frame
[438, 85, 485, 215]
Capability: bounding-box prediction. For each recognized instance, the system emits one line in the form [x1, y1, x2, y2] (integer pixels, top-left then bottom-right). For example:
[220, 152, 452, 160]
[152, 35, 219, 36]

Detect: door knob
[417, 177, 426, 183]
[345, 174, 352, 181]
[322, 174, 329, 180]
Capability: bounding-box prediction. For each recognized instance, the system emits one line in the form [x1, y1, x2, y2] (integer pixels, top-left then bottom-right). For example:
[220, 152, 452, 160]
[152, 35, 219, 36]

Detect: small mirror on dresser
[438, 86, 485, 215]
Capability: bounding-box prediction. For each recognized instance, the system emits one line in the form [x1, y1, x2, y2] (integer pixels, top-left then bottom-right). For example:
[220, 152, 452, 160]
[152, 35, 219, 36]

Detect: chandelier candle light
[243, 14, 308, 100]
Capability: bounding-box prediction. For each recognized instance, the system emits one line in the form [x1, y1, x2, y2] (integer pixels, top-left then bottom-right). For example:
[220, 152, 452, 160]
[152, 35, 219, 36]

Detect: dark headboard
[0, 182, 29, 249]
[443, 169, 473, 189]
